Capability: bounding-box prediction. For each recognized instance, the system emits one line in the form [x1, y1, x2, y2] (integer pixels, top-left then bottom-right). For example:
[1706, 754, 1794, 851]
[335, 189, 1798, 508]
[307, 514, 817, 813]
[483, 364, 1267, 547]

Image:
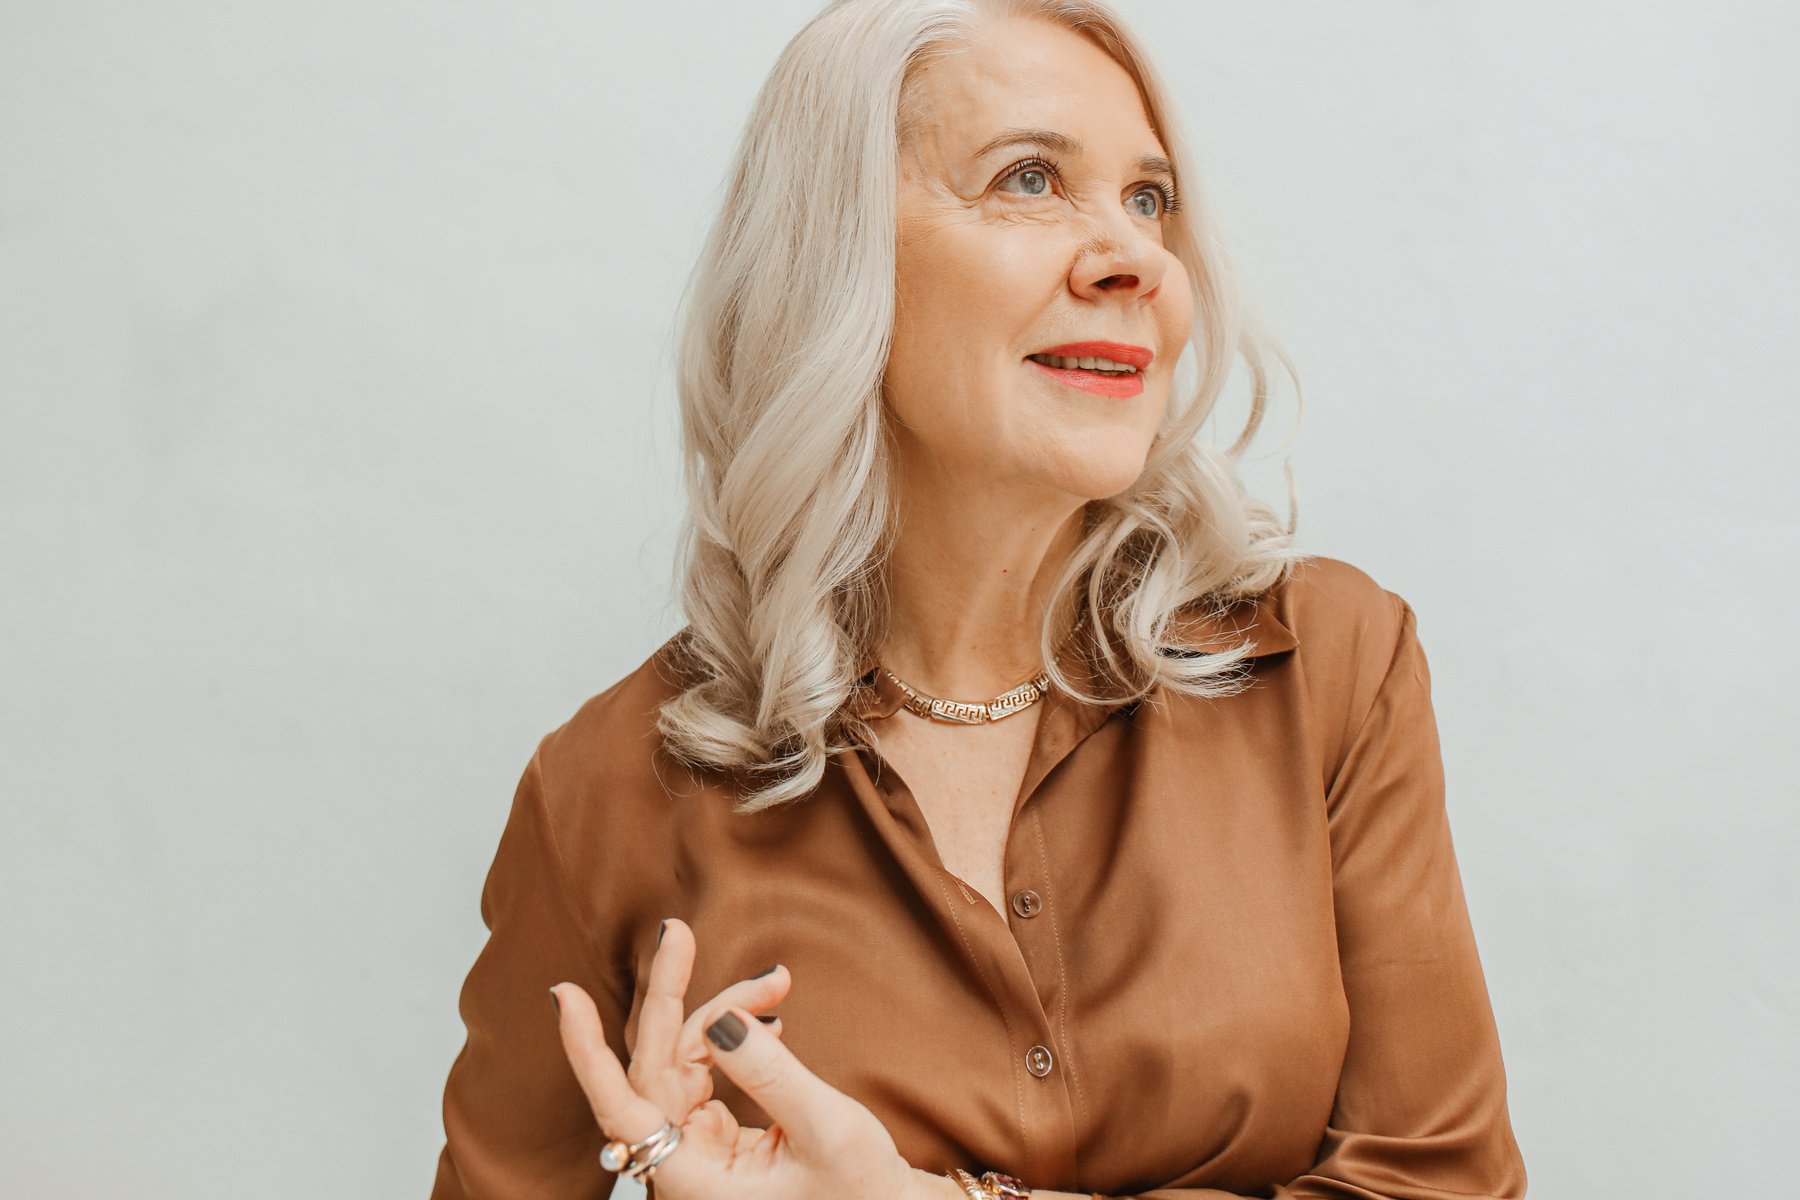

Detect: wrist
[939, 1166, 1038, 1200]
[905, 1167, 971, 1200]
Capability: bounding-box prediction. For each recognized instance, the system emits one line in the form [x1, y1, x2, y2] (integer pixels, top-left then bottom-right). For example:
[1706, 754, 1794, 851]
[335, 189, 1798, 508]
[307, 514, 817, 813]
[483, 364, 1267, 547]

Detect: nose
[1069, 209, 1167, 305]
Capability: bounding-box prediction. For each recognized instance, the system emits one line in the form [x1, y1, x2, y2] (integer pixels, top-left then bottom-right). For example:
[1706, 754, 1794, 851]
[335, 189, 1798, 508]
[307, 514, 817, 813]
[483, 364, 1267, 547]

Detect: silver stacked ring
[599, 1120, 682, 1180]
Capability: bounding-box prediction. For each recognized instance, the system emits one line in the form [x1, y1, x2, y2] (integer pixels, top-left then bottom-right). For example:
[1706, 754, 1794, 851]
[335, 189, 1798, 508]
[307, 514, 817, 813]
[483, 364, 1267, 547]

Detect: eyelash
[996, 157, 1181, 217]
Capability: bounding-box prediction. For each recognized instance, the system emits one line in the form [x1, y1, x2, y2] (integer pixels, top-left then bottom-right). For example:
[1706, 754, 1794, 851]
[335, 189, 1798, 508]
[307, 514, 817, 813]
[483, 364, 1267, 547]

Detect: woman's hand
[615, 919, 789, 1127]
[552, 919, 937, 1200]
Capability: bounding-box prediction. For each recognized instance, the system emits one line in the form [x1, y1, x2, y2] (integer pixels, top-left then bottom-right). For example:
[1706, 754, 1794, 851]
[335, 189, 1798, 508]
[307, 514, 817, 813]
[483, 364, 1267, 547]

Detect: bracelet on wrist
[947, 1168, 1031, 1200]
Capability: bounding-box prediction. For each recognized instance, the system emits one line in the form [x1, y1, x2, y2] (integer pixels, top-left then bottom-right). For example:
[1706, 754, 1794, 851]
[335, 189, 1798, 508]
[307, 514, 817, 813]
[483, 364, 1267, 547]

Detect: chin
[1008, 395, 1164, 501]
[1037, 449, 1154, 501]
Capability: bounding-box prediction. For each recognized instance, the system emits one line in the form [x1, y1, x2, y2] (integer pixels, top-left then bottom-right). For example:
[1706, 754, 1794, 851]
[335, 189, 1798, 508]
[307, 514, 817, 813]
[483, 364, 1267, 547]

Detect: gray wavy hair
[660, 0, 1298, 810]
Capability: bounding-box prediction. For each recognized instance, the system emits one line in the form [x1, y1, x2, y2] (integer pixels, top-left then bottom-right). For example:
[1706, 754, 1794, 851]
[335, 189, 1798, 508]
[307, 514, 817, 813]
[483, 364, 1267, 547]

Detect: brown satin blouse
[431, 558, 1526, 1200]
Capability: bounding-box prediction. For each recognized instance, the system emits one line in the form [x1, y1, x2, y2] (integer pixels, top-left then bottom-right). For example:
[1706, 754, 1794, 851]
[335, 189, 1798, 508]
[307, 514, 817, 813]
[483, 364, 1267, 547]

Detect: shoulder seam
[1327, 591, 1414, 798]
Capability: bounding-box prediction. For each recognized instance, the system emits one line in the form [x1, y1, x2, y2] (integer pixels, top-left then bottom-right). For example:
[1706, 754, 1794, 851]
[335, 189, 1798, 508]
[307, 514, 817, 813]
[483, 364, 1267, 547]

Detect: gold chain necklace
[880, 666, 1052, 725]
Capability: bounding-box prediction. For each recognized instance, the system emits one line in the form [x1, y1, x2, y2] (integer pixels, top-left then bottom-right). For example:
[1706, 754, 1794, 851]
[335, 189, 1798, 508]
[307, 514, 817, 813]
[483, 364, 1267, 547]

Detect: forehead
[905, 16, 1161, 157]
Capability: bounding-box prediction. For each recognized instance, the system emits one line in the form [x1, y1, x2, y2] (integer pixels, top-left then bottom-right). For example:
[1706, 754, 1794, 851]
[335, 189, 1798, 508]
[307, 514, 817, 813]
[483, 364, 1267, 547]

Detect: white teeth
[1030, 353, 1137, 374]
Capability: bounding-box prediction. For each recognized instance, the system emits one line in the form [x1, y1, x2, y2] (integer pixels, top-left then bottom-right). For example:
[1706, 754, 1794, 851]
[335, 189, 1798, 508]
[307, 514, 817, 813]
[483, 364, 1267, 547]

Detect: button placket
[838, 747, 1084, 1183]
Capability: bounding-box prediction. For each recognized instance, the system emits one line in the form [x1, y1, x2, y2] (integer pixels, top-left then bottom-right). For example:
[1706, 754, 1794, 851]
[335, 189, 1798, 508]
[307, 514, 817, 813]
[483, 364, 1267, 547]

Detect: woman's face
[887, 16, 1193, 505]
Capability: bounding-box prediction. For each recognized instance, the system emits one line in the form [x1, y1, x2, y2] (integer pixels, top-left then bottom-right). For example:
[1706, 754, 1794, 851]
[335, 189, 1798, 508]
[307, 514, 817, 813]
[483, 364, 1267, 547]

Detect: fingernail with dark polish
[706, 1011, 748, 1052]
[751, 964, 779, 979]
[757, 1014, 778, 1024]
[658, 920, 667, 947]
[549, 988, 561, 1015]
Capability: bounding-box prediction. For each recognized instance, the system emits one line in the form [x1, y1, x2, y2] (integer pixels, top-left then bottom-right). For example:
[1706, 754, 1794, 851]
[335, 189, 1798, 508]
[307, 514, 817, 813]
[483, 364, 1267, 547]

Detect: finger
[675, 964, 792, 1065]
[702, 1006, 846, 1147]
[629, 919, 696, 1070]
[699, 1098, 741, 1146]
[551, 983, 668, 1143]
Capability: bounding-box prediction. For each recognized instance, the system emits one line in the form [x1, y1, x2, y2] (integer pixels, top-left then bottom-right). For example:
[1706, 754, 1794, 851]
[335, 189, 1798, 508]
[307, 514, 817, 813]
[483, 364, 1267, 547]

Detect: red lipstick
[1027, 341, 1153, 399]
[1039, 342, 1154, 369]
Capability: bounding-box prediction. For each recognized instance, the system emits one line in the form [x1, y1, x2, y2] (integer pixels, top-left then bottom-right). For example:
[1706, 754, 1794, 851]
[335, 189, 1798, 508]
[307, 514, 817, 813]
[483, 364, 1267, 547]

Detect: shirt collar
[1162, 589, 1299, 659]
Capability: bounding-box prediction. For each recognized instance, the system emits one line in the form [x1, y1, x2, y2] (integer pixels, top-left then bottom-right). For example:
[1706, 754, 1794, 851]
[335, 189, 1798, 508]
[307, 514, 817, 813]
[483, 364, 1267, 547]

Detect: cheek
[893, 222, 1066, 365]
[1155, 249, 1196, 357]
[888, 223, 1070, 446]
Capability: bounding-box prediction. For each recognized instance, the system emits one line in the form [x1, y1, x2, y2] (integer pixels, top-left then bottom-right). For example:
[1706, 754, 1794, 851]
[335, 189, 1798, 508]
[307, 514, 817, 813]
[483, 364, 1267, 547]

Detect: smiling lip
[1038, 342, 1154, 369]
[1028, 341, 1153, 399]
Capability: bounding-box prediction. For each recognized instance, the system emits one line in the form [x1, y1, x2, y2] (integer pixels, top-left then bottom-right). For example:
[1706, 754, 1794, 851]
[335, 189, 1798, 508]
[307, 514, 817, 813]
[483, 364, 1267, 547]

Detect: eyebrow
[972, 127, 1079, 159]
[972, 128, 1178, 182]
[1135, 153, 1176, 180]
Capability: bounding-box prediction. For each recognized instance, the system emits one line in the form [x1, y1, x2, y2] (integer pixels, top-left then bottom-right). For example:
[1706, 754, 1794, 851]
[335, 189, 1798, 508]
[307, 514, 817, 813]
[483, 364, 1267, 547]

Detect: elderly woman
[431, 2, 1526, 1198]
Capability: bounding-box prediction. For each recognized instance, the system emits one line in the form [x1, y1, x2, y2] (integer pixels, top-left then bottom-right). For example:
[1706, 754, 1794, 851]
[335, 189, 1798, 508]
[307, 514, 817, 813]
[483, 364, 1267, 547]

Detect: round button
[1025, 1045, 1054, 1077]
[1010, 889, 1042, 919]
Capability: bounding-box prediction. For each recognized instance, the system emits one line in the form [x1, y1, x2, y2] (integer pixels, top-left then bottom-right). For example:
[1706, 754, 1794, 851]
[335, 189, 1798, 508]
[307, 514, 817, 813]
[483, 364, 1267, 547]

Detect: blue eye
[1126, 188, 1162, 218]
[1000, 167, 1051, 197]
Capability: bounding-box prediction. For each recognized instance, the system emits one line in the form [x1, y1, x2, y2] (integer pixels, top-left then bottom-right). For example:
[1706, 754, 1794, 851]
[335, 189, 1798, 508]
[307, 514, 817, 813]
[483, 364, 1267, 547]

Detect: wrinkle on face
[885, 14, 1194, 507]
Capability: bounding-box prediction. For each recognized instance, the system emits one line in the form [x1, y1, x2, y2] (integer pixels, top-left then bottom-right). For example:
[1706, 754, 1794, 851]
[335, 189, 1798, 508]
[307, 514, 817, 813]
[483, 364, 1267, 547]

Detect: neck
[880, 455, 1085, 701]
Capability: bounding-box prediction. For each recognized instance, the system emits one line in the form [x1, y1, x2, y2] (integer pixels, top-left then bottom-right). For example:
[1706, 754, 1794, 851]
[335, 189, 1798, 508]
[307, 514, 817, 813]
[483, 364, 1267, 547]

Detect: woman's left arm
[1086, 597, 1528, 1200]
[1283, 598, 1527, 1199]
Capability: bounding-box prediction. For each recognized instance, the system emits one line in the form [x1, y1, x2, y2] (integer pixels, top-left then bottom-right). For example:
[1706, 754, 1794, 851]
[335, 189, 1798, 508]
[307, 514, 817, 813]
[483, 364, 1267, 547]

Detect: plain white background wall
[2, 1, 1795, 1197]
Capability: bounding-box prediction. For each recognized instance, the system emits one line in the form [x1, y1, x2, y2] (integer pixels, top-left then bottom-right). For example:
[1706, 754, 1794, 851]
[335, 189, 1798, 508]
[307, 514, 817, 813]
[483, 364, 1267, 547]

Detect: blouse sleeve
[431, 750, 625, 1200]
[1131, 599, 1527, 1200]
